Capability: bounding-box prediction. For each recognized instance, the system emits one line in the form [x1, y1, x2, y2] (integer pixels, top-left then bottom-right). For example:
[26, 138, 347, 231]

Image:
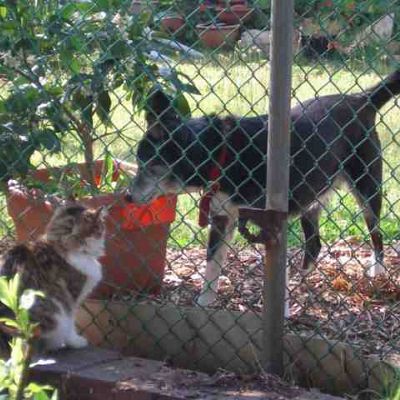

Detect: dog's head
[125, 90, 211, 204]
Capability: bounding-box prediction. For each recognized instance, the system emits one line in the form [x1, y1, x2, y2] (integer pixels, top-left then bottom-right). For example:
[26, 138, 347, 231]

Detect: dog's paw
[196, 290, 218, 307]
[366, 254, 386, 277]
[299, 259, 317, 276]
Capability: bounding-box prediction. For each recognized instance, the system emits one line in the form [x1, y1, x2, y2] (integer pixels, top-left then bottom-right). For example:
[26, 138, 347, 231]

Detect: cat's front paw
[67, 334, 88, 349]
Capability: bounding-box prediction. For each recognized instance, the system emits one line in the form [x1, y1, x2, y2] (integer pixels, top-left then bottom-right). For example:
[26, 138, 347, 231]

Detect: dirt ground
[159, 239, 400, 360]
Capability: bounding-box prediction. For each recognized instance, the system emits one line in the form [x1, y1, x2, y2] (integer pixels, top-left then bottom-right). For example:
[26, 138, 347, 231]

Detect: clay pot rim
[160, 15, 185, 24]
[131, 0, 159, 3]
[196, 23, 240, 30]
[161, 15, 185, 20]
[216, 5, 253, 11]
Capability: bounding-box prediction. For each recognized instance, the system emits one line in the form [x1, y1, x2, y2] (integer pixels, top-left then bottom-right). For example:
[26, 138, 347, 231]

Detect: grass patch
[2, 58, 400, 249]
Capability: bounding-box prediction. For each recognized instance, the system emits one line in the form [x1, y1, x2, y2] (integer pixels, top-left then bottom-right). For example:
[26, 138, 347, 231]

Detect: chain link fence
[0, 0, 399, 396]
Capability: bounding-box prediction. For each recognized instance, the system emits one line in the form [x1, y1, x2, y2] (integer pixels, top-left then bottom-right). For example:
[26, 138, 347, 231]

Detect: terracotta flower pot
[196, 23, 240, 48]
[6, 160, 177, 299]
[216, 5, 254, 25]
[230, 0, 247, 5]
[161, 15, 185, 33]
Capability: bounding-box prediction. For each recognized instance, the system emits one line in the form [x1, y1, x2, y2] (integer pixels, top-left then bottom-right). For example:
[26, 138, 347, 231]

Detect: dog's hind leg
[300, 204, 322, 274]
[197, 206, 238, 307]
[357, 187, 384, 277]
[345, 143, 384, 276]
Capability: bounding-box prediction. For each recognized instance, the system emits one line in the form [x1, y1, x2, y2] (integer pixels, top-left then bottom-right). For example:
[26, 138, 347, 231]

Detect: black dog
[126, 70, 400, 306]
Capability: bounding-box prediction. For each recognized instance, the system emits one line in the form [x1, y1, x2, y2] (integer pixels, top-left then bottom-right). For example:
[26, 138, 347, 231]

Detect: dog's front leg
[197, 210, 237, 307]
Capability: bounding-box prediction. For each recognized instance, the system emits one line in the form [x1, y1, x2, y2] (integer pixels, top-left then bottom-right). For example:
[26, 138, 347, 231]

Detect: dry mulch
[158, 239, 400, 360]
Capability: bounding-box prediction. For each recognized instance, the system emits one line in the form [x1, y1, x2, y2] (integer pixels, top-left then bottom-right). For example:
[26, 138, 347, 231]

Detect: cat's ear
[95, 205, 108, 222]
[46, 194, 65, 210]
[57, 195, 78, 209]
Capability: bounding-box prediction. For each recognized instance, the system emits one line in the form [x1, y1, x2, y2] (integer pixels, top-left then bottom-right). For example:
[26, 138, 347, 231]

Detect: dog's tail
[367, 69, 400, 109]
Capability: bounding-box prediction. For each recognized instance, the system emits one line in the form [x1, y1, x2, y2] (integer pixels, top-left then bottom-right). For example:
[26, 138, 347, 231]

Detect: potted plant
[0, 1, 199, 298]
[196, 1, 241, 48]
[161, 13, 185, 33]
[157, 10, 185, 34]
[216, 1, 254, 25]
[196, 22, 240, 48]
[6, 158, 178, 299]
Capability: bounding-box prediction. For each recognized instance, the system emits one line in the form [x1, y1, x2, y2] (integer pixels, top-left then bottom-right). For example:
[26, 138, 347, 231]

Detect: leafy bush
[0, 274, 57, 400]
[0, 0, 201, 189]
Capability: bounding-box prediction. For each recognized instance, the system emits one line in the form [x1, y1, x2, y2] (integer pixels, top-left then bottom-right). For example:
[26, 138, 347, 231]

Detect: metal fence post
[264, 0, 294, 375]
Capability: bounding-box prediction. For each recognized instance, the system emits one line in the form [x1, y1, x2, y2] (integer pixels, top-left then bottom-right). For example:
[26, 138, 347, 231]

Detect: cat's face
[45, 204, 107, 255]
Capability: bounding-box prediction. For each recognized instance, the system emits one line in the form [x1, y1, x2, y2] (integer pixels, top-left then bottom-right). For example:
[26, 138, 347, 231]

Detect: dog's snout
[124, 192, 134, 203]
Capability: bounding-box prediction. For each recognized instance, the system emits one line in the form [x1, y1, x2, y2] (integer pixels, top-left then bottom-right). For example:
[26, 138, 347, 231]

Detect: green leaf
[35, 130, 61, 153]
[5, 86, 41, 114]
[172, 93, 191, 118]
[0, 6, 7, 18]
[131, 88, 145, 111]
[0, 278, 11, 308]
[139, 10, 152, 28]
[0, 20, 18, 32]
[7, 274, 20, 312]
[10, 336, 23, 359]
[94, 0, 112, 10]
[60, 48, 82, 74]
[69, 59, 81, 75]
[168, 72, 201, 96]
[109, 40, 131, 59]
[95, 91, 112, 125]
[60, 3, 78, 19]
[27, 382, 55, 394]
[101, 152, 114, 190]
[46, 107, 70, 133]
[60, 1, 96, 19]
[112, 76, 124, 90]
[69, 36, 84, 52]
[16, 308, 29, 332]
[150, 30, 169, 39]
[0, 318, 19, 329]
[44, 84, 64, 97]
[180, 83, 201, 95]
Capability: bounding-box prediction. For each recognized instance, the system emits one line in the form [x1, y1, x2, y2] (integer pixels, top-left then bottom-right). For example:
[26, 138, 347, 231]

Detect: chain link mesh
[0, 0, 399, 396]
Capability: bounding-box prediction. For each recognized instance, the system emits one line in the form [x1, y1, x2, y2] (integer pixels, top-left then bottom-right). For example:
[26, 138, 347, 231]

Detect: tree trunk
[80, 127, 96, 189]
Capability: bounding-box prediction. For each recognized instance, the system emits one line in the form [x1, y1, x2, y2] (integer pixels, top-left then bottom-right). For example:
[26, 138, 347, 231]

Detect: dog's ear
[145, 89, 176, 140]
[222, 115, 237, 134]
